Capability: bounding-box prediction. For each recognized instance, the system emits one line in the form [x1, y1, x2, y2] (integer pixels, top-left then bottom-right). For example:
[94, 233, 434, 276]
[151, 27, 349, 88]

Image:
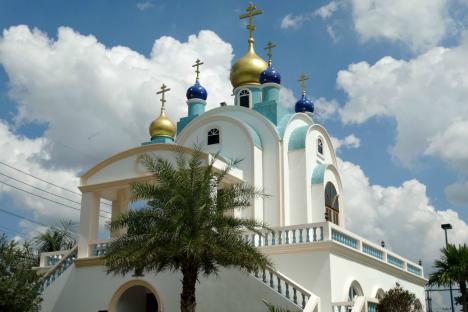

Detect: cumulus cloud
[331, 134, 360, 151]
[0, 120, 82, 227]
[351, 0, 451, 52]
[0, 26, 233, 170]
[280, 1, 341, 30]
[337, 40, 468, 168]
[340, 158, 468, 270]
[445, 181, 468, 206]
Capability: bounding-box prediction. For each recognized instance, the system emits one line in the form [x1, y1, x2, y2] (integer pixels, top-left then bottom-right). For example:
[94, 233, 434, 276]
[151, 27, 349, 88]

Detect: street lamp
[441, 223, 454, 312]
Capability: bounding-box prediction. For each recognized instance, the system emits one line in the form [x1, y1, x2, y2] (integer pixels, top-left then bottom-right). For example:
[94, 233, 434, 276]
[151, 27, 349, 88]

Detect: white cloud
[331, 134, 360, 151]
[0, 120, 82, 227]
[0, 26, 233, 170]
[314, 97, 339, 120]
[279, 86, 296, 109]
[280, 1, 340, 30]
[340, 158, 468, 271]
[337, 39, 468, 168]
[136, 1, 154, 11]
[315, 1, 340, 19]
[425, 118, 468, 172]
[445, 181, 468, 206]
[351, 0, 451, 52]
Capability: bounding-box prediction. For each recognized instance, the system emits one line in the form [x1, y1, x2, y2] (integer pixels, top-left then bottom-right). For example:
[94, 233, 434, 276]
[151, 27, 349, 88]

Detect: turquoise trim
[407, 264, 422, 276]
[188, 102, 205, 117]
[362, 244, 384, 260]
[331, 229, 358, 249]
[387, 255, 404, 268]
[262, 85, 279, 102]
[250, 88, 262, 106]
[142, 136, 174, 145]
[311, 164, 328, 184]
[277, 113, 294, 138]
[244, 123, 262, 148]
[177, 115, 197, 134]
[288, 126, 308, 150]
[253, 100, 289, 126]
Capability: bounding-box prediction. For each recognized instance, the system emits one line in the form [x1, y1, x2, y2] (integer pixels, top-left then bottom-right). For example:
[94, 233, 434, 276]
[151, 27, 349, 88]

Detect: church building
[37, 3, 426, 312]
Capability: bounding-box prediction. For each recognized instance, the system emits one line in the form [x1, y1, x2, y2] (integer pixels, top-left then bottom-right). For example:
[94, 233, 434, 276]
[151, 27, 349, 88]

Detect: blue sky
[0, 1, 467, 305]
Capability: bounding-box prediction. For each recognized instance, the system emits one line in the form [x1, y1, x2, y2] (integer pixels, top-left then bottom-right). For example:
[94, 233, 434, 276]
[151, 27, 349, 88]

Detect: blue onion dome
[295, 94, 314, 113]
[259, 64, 281, 84]
[186, 79, 208, 100]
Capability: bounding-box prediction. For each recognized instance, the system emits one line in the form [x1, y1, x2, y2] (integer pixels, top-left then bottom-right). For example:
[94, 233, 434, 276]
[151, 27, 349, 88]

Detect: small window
[239, 89, 250, 108]
[325, 182, 339, 225]
[318, 138, 323, 155]
[207, 128, 220, 145]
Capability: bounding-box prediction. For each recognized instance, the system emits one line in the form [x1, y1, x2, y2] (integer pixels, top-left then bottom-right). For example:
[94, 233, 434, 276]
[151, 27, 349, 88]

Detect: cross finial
[240, 2, 263, 40]
[156, 84, 171, 111]
[298, 73, 310, 95]
[264, 41, 276, 64]
[192, 59, 204, 81]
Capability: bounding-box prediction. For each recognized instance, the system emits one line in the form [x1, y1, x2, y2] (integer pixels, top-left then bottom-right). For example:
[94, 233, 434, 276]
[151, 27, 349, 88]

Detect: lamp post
[441, 223, 455, 312]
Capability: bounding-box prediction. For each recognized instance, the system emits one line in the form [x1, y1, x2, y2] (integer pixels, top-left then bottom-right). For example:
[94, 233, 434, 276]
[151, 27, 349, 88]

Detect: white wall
[288, 149, 307, 225]
[43, 265, 301, 312]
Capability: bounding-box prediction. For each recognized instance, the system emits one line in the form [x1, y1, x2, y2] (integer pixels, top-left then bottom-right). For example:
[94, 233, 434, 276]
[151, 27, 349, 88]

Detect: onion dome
[149, 109, 176, 139]
[186, 79, 208, 100]
[230, 39, 268, 89]
[260, 64, 281, 84]
[295, 94, 314, 113]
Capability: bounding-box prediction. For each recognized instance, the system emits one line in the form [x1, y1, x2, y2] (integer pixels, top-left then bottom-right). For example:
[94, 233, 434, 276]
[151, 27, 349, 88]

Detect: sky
[0, 0, 468, 308]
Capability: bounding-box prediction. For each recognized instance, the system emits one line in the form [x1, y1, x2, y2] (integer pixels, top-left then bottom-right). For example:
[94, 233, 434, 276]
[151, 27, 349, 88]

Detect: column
[111, 189, 129, 238]
[78, 192, 100, 258]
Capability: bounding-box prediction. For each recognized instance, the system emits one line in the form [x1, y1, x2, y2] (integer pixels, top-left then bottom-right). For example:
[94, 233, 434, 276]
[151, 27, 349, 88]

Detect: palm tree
[429, 244, 468, 312]
[34, 220, 76, 253]
[104, 149, 271, 312]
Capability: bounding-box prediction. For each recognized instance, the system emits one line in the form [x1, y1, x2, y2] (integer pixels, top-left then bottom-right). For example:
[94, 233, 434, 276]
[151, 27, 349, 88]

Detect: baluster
[313, 227, 317, 241]
[278, 230, 282, 245]
[271, 232, 276, 246]
[264, 232, 269, 246]
[262, 269, 266, 282]
[269, 271, 274, 288]
[285, 283, 290, 299]
[254, 269, 259, 278]
[251, 234, 256, 246]
[299, 229, 303, 243]
[293, 288, 297, 304]
[277, 276, 282, 293]
[302, 293, 306, 308]
[285, 230, 289, 244]
[320, 226, 324, 240]
[306, 227, 310, 242]
[292, 229, 296, 244]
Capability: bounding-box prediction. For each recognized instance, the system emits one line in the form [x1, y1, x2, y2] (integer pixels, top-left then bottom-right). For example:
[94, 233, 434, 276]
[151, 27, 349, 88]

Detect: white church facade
[37, 4, 427, 312]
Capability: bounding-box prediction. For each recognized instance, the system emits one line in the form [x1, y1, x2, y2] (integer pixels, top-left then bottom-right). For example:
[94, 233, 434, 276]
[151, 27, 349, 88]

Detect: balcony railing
[41, 222, 423, 280]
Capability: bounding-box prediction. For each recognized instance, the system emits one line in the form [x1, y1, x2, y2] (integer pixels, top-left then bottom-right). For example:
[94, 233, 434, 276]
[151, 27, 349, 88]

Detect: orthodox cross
[240, 3, 263, 39]
[192, 59, 204, 80]
[298, 73, 309, 95]
[264, 41, 276, 64]
[156, 84, 171, 110]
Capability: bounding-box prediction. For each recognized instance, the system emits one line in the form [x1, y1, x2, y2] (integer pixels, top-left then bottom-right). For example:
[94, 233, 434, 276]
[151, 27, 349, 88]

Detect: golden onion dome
[149, 108, 176, 139]
[230, 38, 268, 89]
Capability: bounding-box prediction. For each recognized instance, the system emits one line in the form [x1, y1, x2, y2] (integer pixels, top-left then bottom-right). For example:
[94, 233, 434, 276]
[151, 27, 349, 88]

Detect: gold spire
[229, 2, 268, 89]
[192, 59, 204, 80]
[298, 73, 310, 95]
[149, 84, 176, 139]
[264, 41, 276, 65]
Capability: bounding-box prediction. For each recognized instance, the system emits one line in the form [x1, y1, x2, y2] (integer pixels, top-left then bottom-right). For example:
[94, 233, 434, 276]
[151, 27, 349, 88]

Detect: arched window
[325, 182, 339, 225]
[239, 89, 250, 108]
[207, 128, 220, 145]
[318, 138, 323, 155]
[348, 281, 363, 302]
[376, 289, 385, 301]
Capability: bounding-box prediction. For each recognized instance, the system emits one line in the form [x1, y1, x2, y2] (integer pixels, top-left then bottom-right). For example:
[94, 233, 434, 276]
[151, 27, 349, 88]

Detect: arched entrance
[109, 280, 162, 312]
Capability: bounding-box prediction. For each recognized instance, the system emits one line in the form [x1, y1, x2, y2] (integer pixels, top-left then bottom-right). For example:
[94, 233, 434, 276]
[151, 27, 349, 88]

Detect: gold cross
[240, 3, 263, 39]
[192, 59, 204, 80]
[298, 73, 309, 94]
[156, 84, 171, 109]
[264, 41, 276, 64]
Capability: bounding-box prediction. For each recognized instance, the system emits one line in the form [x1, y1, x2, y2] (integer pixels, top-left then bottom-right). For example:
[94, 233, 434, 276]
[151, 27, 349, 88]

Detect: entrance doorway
[110, 280, 161, 312]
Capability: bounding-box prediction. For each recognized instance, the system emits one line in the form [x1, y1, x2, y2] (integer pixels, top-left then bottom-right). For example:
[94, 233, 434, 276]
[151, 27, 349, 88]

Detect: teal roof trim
[245, 123, 263, 149]
[288, 126, 308, 150]
[311, 164, 328, 184]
